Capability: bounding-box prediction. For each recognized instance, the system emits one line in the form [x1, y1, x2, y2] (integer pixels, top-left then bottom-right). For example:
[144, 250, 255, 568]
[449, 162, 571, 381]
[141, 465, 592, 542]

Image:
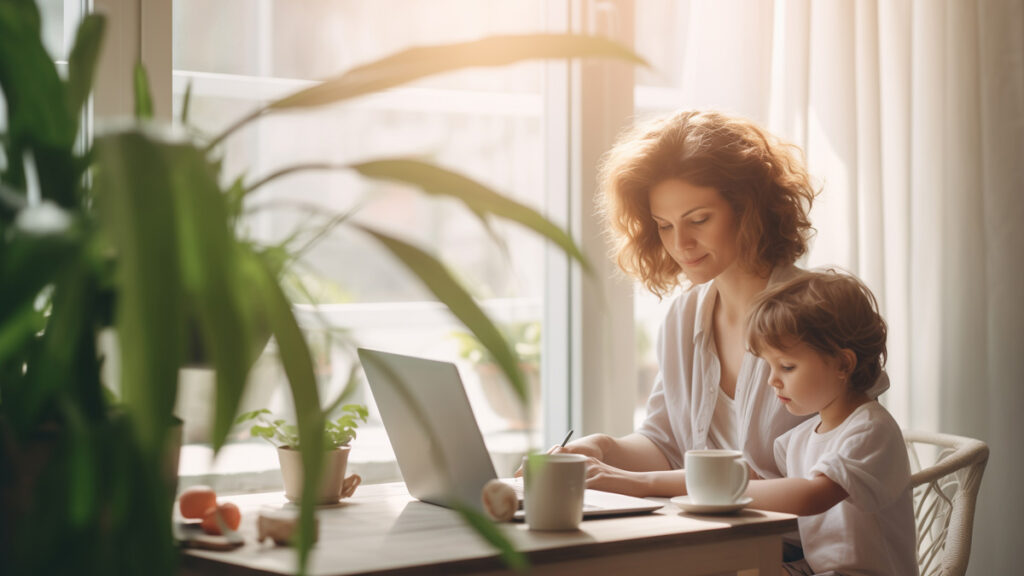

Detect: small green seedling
[235, 405, 368, 450]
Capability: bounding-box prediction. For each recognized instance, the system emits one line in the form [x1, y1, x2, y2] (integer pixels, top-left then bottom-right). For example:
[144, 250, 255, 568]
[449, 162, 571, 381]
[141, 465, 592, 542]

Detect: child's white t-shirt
[774, 401, 918, 576]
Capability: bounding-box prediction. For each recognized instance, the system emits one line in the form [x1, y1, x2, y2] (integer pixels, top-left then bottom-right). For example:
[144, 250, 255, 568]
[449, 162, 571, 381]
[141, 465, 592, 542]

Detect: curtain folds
[667, 1, 1023, 573]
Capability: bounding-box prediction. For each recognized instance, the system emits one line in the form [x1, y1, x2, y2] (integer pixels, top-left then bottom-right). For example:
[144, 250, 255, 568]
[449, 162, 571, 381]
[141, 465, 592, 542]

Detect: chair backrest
[903, 430, 989, 576]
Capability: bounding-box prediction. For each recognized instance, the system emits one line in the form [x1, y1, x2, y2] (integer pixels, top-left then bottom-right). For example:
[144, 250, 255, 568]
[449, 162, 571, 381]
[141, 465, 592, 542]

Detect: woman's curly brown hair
[746, 269, 887, 393]
[596, 109, 818, 297]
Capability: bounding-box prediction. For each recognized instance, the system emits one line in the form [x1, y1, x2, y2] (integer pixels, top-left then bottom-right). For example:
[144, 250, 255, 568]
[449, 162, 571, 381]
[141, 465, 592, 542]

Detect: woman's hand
[556, 434, 607, 460]
[513, 433, 683, 497]
[513, 434, 610, 477]
[581, 458, 649, 497]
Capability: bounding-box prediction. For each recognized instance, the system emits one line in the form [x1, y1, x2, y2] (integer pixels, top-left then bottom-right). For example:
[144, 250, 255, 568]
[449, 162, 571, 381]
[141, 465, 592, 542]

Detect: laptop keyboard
[503, 478, 600, 511]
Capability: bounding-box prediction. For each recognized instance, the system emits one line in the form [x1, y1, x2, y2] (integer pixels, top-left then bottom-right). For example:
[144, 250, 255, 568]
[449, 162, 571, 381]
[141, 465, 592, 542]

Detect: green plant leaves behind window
[353, 224, 528, 407]
[133, 62, 154, 120]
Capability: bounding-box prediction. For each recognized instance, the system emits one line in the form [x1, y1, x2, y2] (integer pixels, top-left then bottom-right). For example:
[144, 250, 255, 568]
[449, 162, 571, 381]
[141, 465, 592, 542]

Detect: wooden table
[180, 482, 796, 576]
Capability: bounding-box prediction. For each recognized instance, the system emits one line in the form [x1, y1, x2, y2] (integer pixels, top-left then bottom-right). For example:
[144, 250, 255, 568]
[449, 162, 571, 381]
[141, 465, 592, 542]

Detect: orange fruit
[201, 502, 241, 535]
[178, 486, 217, 520]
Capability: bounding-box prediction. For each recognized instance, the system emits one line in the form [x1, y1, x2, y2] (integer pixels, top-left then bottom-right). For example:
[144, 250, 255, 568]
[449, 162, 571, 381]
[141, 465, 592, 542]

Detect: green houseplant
[453, 321, 542, 429]
[235, 405, 368, 504]
[0, 2, 643, 574]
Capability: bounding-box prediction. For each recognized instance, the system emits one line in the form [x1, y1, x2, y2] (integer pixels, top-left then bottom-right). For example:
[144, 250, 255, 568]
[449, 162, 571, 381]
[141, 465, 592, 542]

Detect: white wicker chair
[903, 430, 989, 576]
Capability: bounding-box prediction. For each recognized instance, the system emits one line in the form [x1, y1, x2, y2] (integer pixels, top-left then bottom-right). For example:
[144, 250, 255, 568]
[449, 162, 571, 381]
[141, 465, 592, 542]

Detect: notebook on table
[357, 347, 662, 520]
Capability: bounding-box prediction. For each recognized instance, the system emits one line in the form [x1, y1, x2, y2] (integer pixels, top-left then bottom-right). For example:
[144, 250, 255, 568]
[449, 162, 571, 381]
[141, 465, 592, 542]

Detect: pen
[559, 429, 574, 448]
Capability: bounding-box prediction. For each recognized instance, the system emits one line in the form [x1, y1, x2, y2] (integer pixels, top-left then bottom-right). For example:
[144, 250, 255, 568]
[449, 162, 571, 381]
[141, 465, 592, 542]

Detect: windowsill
[177, 426, 538, 495]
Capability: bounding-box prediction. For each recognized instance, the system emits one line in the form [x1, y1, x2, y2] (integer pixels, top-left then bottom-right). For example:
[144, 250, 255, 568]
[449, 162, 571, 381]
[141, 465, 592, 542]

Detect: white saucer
[670, 495, 753, 515]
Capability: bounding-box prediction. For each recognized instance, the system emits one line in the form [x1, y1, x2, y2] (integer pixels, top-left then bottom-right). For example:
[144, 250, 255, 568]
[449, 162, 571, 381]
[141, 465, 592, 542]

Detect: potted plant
[452, 321, 542, 430]
[1, 3, 643, 574]
[235, 405, 368, 504]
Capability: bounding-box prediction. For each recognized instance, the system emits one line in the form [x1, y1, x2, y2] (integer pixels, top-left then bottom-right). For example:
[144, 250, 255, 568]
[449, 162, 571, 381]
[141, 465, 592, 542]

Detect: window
[170, 0, 578, 489]
[35, 0, 79, 60]
[74, 0, 640, 493]
[631, 1, 689, 427]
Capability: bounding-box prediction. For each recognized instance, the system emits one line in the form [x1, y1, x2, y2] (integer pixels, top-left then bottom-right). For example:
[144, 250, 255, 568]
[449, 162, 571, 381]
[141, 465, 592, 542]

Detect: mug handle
[731, 459, 750, 502]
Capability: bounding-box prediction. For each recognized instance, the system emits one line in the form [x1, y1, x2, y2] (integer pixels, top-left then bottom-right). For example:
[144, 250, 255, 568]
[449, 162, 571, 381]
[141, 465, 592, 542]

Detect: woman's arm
[560, 432, 672, 472]
[745, 474, 848, 516]
[550, 433, 682, 497]
[583, 462, 687, 497]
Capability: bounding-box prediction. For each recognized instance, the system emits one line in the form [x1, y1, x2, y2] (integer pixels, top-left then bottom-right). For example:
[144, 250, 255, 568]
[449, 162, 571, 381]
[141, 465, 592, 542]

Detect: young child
[743, 270, 918, 576]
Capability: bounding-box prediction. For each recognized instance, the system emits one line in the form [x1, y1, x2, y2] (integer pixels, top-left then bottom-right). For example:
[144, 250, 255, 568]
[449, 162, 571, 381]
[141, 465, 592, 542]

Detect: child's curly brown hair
[746, 269, 887, 392]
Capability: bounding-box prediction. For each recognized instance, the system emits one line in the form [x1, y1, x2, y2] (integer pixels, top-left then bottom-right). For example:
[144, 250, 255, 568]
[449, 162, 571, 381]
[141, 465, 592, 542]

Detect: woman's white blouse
[708, 385, 738, 451]
[635, 265, 890, 479]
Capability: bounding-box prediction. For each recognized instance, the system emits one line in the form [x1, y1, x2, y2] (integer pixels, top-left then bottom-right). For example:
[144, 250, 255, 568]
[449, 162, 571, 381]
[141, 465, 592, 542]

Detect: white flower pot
[475, 362, 541, 430]
[277, 446, 350, 504]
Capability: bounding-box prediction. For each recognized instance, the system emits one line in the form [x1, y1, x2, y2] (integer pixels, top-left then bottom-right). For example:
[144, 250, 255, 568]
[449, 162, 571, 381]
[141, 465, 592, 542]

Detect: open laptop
[357, 347, 662, 520]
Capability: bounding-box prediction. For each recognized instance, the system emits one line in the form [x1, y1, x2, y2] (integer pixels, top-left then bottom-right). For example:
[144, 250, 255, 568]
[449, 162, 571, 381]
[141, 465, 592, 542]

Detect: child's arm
[745, 474, 848, 516]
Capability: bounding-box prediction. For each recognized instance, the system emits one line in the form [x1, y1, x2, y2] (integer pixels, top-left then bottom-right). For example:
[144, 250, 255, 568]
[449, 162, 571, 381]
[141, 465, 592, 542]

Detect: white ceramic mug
[684, 449, 749, 505]
[523, 453, 586, 530]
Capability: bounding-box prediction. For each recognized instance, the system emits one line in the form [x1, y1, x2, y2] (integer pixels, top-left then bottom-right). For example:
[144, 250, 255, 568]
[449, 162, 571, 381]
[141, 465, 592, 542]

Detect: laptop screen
[358, 348, 498, 512]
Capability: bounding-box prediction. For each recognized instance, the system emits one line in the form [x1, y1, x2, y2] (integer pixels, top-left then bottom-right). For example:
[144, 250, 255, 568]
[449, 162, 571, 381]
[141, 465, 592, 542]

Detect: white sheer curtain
[666, 1, 1023, 573]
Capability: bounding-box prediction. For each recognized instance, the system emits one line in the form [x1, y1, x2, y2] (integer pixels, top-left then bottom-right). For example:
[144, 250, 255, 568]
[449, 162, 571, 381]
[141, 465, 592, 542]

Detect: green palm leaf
[0, 0, 77, 206]
[354, 224, 527, 405]
[66, 14, 105, 130]
[94, 129, 184, 454]
[242, 158, 589, 272]
[245, 250, 323, 573]
[0, 0, 74, 149]
[272, 34, 645, 111]
[209, 34, 645, 148]
[134, 62, 154, 120]
[454, 504, 528, 572]
[163, 138, 252, 451]
[353, 158, 590, 272]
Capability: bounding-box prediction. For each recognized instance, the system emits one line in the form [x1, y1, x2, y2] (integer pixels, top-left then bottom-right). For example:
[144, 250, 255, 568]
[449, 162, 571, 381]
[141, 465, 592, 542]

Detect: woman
[557, 109, 887, 497]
